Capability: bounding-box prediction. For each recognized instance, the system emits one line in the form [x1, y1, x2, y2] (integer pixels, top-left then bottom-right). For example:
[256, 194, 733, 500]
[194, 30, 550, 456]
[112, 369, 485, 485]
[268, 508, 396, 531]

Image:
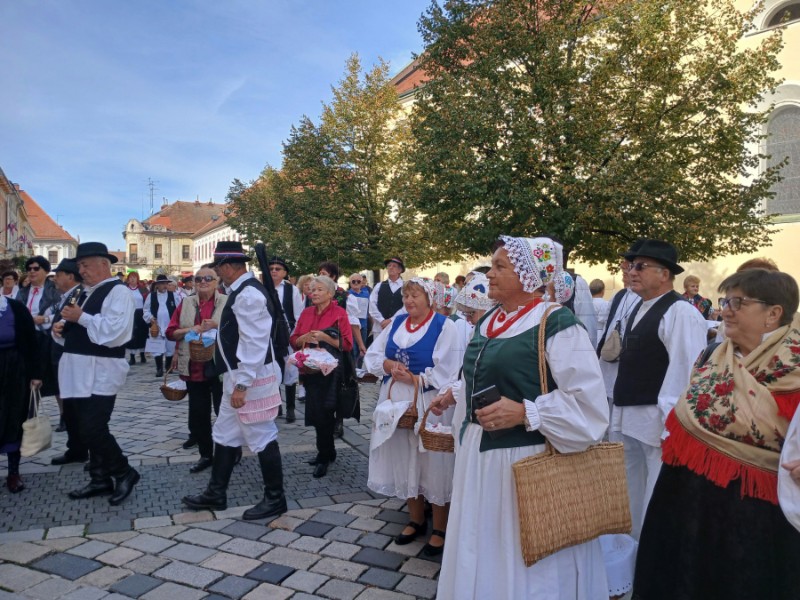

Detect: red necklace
[487, 298, 543, 338]
[406, 310, 434, 333]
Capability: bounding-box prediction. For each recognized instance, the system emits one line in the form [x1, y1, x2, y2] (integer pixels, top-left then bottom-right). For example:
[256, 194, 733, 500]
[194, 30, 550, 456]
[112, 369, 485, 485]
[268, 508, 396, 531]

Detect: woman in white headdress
[431, 236, 609, 599]
[364, 277, 460, 557]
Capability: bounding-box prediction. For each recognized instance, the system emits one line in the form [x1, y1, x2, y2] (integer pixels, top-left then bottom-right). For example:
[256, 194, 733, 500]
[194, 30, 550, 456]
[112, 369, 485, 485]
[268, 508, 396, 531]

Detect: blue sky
[1, 0, 430, 250]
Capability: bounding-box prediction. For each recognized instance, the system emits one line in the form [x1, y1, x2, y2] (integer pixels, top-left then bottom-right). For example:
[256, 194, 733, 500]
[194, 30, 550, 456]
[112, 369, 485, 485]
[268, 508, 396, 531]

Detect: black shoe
[140, 353, 147, 364]
[421, 529, 446, 557]
[307, 454, 336, 466]
[6, 474, 24, 494]
[51, 453, 88, 466]
[182, 438, 198, 450]
[182, 491, 227, 511]
[129, 355, 136, 366]
[190, 457, 213, 473]
[285, 409, 295, 424]
[395, 521, 427, 545]
[55, 417, 66, 432]
[156, 369, 164, 378]
[312, 462, 328, 478]
[68, 480, 114, 499]
[182, 444, 239, 511]
[109, 468, 140, 505]
[242, 440, 287, 521]
[278, 405, 283, 417]
[334, 419, 344, 438]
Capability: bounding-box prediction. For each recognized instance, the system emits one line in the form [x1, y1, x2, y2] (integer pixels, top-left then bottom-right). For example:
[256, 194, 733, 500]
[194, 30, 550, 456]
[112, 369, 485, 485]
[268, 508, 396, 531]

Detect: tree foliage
[228, 54, 452, 276]
[411, 0, 784, 265]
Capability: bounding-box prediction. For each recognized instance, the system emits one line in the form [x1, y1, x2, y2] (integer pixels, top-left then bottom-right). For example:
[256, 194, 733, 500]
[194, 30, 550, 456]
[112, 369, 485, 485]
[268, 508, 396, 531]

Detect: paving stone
[88, 531, 138, 544]
[46, 524, 87, 539]
[355, 499, 385, 507]
[218, 538, 273, 558]
[85, 521, 132, 535]
[293, 520, 334, 539]
[109, 574, 163, 598]
[319, 541, 361, 560]
[159, 542, 216, 564]
[353, 589, 416, 600]
[171, 511, 214, 525]
[173, 527, 231, 548]
[34, 537, 87, 552]
[282, 569, 329, 593]
[190, 518, 235, 532]
[310, 510, 357, 527]
[323, 527, 362, 544]
[297, 496, 334, 509]
[60, 586, 110, 600]
[67, 540, 116, 559]
[140, 525, 186, 539]
[315, 578, 366, 600]
[357, 533, 391, 550]
[96, 547, 143, 567]
[384, 540, 424, 557]
[140, 581, 207, 600]
[0, 541, 51, 564]
[330, 492, 372, 503]
[0, 563, 51, 592]
[201, 552, 261, 577]
[347, 517, 384, 533]
[207, 575, 259, 599]
[123, 554, 170, 575]
[219, 521, 267, 540]
[399, 557, 440, 578]
[358, 567, 404, 590]
[212, 506, 247, 520]
[379, 499, 407, 511]
[260, 529, 300, 546]
[0, 529, 45, 543]
[346, 505, 381, 519]
[284, 508, 319, 520]
[245, 562, 295, 584]
[377, 522, 404, 537]
[133, 516, 172, 530]
[32, 553, 103, 580]
[311, 557, 369, 582]
[76, 566, 132, 588]
[260, 546, 320, 571]
[22, 577, 80, 599]
[152, 561, 223, 588]
[242, 582, 294, 600]
[267, 515, 303, 531]
[122, 533, 176, 553]
[351, 548, 406, 571]
[395, 574, 438, 599]
[289, 535, 329, 554]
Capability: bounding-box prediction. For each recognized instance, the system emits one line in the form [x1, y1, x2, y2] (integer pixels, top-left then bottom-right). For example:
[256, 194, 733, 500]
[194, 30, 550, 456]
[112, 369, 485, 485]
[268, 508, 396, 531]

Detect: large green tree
[411, 0, 784, 265]
[228, 54, 450, 276]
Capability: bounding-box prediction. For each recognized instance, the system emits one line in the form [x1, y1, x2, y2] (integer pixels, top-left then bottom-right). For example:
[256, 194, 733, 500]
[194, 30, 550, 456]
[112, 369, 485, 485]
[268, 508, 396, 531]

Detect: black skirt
[126, 308, 148, 350]
[633, 463, 800, 600]
[0, 347, 28, 445]
[303, 370, 338, 427]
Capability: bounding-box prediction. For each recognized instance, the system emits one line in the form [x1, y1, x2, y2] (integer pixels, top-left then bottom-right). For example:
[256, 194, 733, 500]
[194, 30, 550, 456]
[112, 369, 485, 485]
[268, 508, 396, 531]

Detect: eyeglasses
[269, 266, 285, 272]
[718, 296, 769, 311]
[350, 279, 362, 284]
[194, 275, 216, 283]
[26, 265, 42, 272]
[627, 262, 664, 272]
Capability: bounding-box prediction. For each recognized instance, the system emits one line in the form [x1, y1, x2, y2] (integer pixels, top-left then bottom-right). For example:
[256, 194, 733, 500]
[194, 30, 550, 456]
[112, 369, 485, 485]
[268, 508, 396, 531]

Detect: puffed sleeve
[364, 321, 392, 377]
[419, 318, 461, 394]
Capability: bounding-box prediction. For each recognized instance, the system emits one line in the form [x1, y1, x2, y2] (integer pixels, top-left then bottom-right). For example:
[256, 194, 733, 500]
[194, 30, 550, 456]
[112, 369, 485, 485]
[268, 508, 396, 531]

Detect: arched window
[766, 105, 800, 215]
[766, 2, 800, 27]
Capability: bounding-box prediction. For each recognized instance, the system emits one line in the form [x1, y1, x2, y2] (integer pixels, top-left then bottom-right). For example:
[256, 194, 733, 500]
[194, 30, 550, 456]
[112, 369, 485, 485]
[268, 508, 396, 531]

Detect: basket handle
[538, 304, 560, 454]
[387, 374, 419, 407]
[420, 405, 432, 431]
[163, 361, 176, 386]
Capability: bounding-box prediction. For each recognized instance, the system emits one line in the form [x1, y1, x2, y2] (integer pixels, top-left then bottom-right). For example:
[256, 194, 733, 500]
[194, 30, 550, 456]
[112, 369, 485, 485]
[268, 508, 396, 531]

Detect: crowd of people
[2, 235, 800, 599]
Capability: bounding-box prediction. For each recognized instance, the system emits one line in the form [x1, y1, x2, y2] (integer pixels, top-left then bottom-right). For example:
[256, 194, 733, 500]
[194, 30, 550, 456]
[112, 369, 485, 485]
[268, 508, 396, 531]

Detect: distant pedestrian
[124, 272, 148, 365]
[1, 271, 19, 299]
[144, 274, 181, 378]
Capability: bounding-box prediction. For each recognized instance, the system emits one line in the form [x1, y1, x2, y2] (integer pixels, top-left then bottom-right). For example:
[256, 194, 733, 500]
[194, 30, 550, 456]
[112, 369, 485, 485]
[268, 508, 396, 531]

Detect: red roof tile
[144, 201, 225, 235]
[16, 187, 78, 242]
[192, 212, 229, 238]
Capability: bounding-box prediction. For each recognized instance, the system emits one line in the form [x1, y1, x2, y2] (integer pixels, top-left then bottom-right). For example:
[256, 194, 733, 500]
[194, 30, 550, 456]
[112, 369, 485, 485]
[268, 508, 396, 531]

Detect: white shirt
[143, 290, 182, 333]
[55, 277, 135, 398]
[368, 277, 405, 331]
[275, 280, 303, 327]
[346, 293, 370, 326]
[126, 285, 144, 310]
[598, 289, 640, 398]
[222, 271, 272, 389]
[610, 291, 708, 447]
[572, 276, 598, 348]
[592, 297, 611, 332]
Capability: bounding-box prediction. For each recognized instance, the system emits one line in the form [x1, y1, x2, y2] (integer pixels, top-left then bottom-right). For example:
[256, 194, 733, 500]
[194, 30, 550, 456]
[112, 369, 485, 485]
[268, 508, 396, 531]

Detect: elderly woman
[682, 274, 713, 320]
[365, 277, 460, 557]
[166, 267, 228, 473]
[431, 236, 609, 599]
[290, 276, 353, 478]
[125, 272, 148, 365]
[633, 268, 800, 599]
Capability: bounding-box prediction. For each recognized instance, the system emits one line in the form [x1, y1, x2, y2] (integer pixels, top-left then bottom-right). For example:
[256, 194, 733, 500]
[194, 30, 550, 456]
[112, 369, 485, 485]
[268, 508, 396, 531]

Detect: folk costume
[17, 276, 60, 397]
[125, 277, 148, 364]
[143, 276, 181, 377]
[633, 315, 800, 599]
[270, 257, 303, 424]
[437, 237, 609, 600]
[369, 257, 406, 333]
[365, 278, 460, 506]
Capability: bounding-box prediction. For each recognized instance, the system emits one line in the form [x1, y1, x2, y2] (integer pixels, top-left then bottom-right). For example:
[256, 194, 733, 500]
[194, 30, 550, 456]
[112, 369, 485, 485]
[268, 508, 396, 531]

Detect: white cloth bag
[20, 388, 52, 457]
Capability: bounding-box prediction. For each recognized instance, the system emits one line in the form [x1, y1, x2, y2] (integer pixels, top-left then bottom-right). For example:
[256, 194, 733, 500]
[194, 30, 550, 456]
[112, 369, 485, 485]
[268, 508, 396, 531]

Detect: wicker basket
[149, 321, 160, 338]
[160, 367, 187, 401]
[388, 377, 419, 430]
[189, 339, 214, 363]
[419, 407, 454, 453]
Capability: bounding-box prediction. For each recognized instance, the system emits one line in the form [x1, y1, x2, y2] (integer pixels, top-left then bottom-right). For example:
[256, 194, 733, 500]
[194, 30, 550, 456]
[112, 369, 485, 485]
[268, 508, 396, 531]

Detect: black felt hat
[75, 242, 118, 264]
[54, 259, 81, 279]
[384, 256, 405, 273]
[623, 239, 684, 274]
[268, 256, 289, 272]
[211, 241, 251, 267]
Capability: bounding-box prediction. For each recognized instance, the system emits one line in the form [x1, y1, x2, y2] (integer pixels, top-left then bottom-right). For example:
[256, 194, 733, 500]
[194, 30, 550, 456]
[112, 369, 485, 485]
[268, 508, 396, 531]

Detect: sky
[1, 0, 432, 251]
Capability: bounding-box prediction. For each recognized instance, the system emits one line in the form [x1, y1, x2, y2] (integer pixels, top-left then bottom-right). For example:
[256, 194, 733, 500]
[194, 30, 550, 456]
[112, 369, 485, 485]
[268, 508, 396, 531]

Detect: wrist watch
[234, 384, 247, 392]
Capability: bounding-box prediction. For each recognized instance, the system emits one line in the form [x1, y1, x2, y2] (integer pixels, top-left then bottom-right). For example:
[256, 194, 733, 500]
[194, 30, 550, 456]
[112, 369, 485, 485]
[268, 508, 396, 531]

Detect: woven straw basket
[189, 340, 214, 363]
[419, 406, 454, 453]
[160, 367, 187, 401]
[510, 304, 631, 566]
[388, 377, 418, 430]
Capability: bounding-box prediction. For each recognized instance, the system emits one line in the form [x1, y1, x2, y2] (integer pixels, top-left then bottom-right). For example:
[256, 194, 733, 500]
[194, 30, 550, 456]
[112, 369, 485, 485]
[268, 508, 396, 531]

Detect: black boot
[165, 355, 173, 372]
[155, 355, 164, 378]
[140, 352, 147, 364]
[242, 441, 287, 520]
[285, 385, 296, 423]
[129, 354, 136, 366]
[182, 444, 238, 510]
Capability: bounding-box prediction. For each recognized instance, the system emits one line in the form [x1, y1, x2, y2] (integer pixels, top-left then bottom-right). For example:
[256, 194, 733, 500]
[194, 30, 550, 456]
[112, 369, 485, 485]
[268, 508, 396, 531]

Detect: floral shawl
[664, 313, 800, 504]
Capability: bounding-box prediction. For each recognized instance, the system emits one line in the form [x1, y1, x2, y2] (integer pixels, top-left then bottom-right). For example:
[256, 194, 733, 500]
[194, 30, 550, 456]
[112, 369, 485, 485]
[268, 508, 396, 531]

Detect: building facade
[0, 168, 34, 263]
[18, 187, 78, 265]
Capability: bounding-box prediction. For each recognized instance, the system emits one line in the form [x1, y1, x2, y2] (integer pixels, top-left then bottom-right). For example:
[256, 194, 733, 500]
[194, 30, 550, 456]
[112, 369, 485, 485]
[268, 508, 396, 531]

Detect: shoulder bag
[334, 321, 361, 422]
[21, 388, 53, 457]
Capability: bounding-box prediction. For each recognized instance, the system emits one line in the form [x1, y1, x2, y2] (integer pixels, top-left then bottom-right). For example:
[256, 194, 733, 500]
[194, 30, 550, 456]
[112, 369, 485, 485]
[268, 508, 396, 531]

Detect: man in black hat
[183, 241, 287, 520]
[610, 239, 706, 539]
[369, 256, 406, 334]
[268, 257, 303, 423]
[52, 242, 139, 505]
[144, 274, 181, 378]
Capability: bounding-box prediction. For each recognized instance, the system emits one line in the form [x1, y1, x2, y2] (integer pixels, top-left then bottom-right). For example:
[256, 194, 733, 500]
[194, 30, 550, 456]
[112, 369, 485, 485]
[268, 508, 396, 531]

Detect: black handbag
[334, 324, 361, 422]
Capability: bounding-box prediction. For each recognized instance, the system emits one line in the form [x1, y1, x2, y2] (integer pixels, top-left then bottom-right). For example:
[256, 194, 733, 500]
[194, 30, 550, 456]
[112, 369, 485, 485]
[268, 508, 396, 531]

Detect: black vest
[51, 285, 83, 364]
[63, 280, 127, 359]
[613, 291, 681, 406]
[150, 290, 177, 319]
[377, 280, 403, 320]
[280, 282, 296, 330]
[214, 278, 273, 373]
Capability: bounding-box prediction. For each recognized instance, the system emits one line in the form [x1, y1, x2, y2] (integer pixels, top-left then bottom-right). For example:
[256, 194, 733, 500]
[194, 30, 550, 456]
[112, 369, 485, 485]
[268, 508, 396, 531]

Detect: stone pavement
[0, 361, 441, 599]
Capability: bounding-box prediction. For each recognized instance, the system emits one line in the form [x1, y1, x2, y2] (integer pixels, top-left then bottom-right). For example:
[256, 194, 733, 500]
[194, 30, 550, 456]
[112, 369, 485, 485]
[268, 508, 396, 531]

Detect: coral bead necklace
[487, 298, 544, 338]
[406, 310, 434, 333]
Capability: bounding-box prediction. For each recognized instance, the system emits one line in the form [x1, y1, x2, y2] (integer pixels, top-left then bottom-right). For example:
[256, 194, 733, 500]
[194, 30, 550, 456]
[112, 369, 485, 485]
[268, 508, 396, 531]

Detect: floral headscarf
[406, 277, 441, 308]
[499, 235, 572, 303]
[455, 273, 496, 311]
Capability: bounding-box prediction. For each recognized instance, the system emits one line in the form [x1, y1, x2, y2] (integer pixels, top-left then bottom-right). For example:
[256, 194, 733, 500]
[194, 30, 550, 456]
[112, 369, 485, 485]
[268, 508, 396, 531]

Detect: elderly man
[611, 239, 707, 539]
[53, 242, 138, 505]
[183, 241, 287, 521]
[369, 256, 406, 333]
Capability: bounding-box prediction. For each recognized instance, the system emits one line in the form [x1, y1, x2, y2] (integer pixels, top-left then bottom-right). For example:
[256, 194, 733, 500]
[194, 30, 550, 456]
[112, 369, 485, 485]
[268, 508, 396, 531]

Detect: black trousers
[186, 378, 222, 459]
[73, 394, 129, 481]
[62, 397, 88, 460]
[315, 410, 337, 463]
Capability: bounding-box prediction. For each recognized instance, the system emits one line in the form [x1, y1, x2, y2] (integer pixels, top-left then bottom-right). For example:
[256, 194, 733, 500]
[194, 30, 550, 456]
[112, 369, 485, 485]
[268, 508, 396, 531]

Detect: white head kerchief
[455, 273, 496, 311]
[407, 277, 438, 308]
[499, 235, 572, 303]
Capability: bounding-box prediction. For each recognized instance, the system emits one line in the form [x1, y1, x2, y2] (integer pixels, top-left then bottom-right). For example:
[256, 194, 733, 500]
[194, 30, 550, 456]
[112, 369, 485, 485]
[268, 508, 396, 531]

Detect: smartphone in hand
[471, 385, 512, 439]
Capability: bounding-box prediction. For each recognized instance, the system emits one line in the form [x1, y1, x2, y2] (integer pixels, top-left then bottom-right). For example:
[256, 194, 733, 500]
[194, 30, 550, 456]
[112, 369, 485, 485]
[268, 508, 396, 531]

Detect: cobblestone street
[0, 363, 440, 599]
